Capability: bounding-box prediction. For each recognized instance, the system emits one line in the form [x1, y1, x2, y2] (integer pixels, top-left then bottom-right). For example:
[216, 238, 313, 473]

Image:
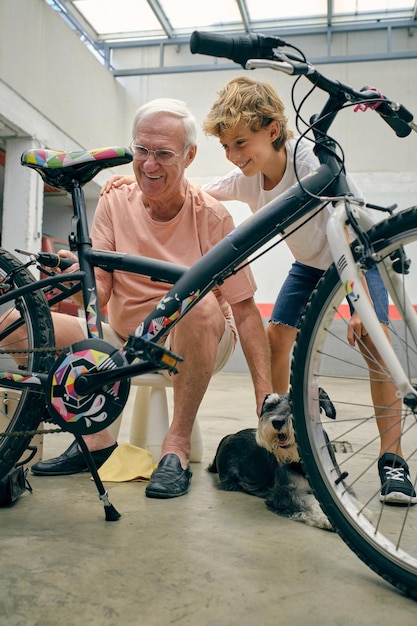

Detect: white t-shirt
[203, 138, 362, 270]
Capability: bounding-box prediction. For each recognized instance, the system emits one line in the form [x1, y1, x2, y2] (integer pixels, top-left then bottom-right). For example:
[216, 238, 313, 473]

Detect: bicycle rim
[0, 249, 55, 479]
[291, 207, 417, 598]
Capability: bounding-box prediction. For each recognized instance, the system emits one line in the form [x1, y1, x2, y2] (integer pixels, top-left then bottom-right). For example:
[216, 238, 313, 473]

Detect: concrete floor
[1, 372, 417, 626]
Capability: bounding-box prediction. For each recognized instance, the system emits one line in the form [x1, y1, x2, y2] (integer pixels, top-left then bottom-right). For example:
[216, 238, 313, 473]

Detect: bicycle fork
[326, 199, 417, 409]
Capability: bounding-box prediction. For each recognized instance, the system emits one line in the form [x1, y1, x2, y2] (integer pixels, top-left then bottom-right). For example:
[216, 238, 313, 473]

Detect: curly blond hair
[202, 76, 293, 150]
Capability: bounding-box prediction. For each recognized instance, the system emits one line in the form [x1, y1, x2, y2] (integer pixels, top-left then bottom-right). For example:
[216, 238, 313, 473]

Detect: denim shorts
[270, 261, 389, 329]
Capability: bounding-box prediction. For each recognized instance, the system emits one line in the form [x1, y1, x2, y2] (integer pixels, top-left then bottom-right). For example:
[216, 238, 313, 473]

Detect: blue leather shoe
[31, 440, 118, 476]
[145, 454, 192, 499]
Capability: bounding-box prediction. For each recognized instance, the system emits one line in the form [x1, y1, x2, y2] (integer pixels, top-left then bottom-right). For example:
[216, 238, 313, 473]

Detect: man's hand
[54, 249, 79, 273]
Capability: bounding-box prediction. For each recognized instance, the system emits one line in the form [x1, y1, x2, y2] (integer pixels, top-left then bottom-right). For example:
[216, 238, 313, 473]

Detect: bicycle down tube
[133, 164, 335, 343]
[0, 163, 334, 393]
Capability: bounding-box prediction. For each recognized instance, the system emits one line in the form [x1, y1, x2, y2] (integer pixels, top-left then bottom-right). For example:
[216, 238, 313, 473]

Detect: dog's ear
[260, 392, 281, 416]
[318, 387, 336, 419]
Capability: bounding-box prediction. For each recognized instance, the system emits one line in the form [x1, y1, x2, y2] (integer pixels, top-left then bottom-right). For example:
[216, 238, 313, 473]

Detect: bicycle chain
[0, 426, 63, 437]
[0, 346, 68, 354]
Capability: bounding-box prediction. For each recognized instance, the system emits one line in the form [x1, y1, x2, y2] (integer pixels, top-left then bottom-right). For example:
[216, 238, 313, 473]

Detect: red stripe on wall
[257, 303, 416, 320]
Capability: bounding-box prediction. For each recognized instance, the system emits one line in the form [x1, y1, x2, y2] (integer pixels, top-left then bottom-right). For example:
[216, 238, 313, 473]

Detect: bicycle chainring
[46, 338, 130, 435]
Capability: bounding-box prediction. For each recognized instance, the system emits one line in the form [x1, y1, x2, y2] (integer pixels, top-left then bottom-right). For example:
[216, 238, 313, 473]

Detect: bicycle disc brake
[46, 339, 130, 435]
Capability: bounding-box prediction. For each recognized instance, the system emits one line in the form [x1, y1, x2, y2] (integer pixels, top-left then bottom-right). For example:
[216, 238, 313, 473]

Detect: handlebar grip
[190, 30, 286, 68]
[360, 87, 413, 138]
[55, 255, 77, 271]
[376, 101, 413, 138]
[37, 252, 76, 270]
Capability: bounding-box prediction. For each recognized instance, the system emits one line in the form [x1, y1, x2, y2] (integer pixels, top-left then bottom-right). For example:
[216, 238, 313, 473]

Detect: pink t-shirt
[90, 181, 257, 339]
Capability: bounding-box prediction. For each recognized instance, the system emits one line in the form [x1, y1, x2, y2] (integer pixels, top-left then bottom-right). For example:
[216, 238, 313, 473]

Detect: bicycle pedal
[125, 335, 183, 373]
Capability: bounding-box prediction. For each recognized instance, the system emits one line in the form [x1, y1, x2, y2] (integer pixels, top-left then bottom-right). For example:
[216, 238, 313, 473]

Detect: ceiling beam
[147, 0, 174, 39]
[236, 0, 251, 33]
[327, 0, 333, 27]
[45, 2, 417, 76]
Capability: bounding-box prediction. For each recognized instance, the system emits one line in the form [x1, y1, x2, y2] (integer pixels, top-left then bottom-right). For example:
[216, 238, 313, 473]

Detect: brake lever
[246, 57, 313, 76]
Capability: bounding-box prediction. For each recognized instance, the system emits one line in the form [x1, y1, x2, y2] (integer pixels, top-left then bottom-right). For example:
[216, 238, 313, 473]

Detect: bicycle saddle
[20, 146, 132, 192]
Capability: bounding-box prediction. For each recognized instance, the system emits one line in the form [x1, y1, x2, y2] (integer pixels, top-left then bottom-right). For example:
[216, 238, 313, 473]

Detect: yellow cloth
[97, 443, 157, 482]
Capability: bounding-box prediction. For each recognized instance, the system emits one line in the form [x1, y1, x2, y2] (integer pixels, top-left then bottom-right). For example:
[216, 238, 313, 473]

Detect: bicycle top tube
[21, 147, 132, 192]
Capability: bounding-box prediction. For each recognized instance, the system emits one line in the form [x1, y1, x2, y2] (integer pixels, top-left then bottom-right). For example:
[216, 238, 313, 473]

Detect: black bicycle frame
[0, 159, 339, 396]
[134, 162, 337, 344]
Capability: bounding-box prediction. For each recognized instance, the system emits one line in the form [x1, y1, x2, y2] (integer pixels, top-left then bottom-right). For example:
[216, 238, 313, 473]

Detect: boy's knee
[267, 322, 296, 351]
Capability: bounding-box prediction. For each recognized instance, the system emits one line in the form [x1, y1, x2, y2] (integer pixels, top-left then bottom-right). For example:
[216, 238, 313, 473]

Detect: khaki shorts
[76, 318, 235, 379]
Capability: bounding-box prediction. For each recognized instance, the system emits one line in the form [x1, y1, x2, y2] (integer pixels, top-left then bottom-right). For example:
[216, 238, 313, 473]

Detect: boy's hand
[100, 175, 135, 195]
[347, 310, 367, 346]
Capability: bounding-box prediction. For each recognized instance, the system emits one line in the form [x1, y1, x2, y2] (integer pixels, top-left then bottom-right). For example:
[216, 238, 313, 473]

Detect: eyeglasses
[130, 143, 188, 165]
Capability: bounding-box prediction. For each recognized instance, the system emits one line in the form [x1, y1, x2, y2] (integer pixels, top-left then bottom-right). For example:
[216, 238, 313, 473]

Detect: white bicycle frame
[326, 198, 417, 401]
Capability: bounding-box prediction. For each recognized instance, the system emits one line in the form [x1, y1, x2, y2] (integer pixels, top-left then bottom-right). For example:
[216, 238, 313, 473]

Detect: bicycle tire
[291, 206, 417, 598]
[0, 249, 55, 479]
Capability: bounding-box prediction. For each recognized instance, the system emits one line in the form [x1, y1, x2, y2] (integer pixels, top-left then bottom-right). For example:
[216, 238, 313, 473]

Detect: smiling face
[219, 120, 277, 173]
[132, 112, 196, 209]
[203, 77, 293, 189]
[219, 120, 286, 189]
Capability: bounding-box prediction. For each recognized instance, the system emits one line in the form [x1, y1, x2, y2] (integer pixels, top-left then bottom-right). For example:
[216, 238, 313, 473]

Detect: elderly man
[31, 98, 272, 499]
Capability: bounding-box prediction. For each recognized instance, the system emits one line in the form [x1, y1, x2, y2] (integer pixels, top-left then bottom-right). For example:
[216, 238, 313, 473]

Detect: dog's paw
[295, 495, 335, 531]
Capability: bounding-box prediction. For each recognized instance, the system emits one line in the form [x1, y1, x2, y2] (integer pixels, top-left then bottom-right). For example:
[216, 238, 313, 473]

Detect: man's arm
[230, 297, 272, 416]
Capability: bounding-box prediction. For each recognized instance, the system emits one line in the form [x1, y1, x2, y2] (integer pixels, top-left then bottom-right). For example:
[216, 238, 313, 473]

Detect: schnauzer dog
[208, 390, 337, 531]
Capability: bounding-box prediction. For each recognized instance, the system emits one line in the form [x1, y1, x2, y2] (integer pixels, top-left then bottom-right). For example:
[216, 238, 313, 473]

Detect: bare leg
[160, 292, 226, 469]
[266, 321, 297, 393]
[359, 325, 403, 458]
[267, 315, 404, 459]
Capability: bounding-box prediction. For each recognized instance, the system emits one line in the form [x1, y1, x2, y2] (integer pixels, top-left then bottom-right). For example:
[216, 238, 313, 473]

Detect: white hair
[131, 98, 197, 145]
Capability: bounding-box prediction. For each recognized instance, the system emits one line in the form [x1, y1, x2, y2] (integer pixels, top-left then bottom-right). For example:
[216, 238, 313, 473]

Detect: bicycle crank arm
[73, 360, 175, 395]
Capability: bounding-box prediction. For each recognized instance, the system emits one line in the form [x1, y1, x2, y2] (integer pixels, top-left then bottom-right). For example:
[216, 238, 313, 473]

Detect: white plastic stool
[108, 373, 203, 464]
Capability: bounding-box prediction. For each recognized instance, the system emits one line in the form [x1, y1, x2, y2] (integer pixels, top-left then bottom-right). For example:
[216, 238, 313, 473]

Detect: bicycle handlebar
[190, 30, 414, 138]
[189, 31, 287, 67]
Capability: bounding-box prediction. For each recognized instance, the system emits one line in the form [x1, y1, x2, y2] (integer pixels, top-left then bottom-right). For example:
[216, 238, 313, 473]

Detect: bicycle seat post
[68, 179, 104, 339]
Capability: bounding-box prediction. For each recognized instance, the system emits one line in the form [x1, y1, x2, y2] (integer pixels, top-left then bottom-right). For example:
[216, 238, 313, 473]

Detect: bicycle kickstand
[75, 435, 121, 521]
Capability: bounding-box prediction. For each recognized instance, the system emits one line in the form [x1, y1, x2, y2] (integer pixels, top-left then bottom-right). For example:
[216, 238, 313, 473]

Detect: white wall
[0, 0, 133, 149]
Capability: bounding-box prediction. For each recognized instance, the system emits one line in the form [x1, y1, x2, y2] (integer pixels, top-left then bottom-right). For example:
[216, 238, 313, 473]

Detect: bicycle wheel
[291, 207, 417, 598]
[0, 249, 55, 479]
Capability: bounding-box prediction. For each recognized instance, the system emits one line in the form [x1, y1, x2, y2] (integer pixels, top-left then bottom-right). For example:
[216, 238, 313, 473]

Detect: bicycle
[0, 31, 415, 597]
[190, 31, 417, 597]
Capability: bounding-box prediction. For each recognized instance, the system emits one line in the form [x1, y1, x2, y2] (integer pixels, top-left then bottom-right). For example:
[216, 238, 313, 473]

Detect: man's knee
[184, 296, 224, 333]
